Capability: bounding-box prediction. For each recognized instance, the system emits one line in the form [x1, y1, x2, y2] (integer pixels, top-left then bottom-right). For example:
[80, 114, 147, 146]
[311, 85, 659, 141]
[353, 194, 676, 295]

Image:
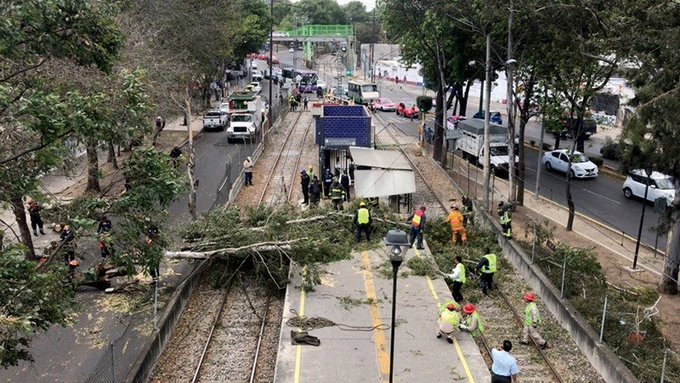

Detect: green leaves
[0, 244, 76, 367]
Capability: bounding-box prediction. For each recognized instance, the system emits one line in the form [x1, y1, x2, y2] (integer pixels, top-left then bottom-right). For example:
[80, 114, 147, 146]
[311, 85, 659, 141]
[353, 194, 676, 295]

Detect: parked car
[623, 170, 675, 207]
[446, 115, 467, 129]
[373, 97, 397, 111]
[251, 72, 263, 81]
[289, 47, 295, 53]
[248, 82, 262, 93]
[542, 149, 598, 179]
[396, 103, 419, 119]
[203, 110, 229, 131]
[473, 110, 503, 125]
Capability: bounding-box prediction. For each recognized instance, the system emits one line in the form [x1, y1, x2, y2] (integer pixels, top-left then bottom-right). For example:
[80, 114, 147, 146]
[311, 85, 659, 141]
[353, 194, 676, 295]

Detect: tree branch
[166, 238, 306, 259]
[0, 128, 74, 165]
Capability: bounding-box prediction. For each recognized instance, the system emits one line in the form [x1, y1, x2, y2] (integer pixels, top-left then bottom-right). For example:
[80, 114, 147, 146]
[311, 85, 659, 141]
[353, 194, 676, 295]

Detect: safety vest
[454, 263, 466, 284]
[499, 208, 511, 224]
[439, 308, 460, 329]
[411, 210, 424, 228]
[331, 185, 344, 200]
[466, 311, 485, 336]
[357, 208, 370, 225]
[481, 253, 497, 274]
[524, 302, 541, 326]
[447, 211, 464, 231]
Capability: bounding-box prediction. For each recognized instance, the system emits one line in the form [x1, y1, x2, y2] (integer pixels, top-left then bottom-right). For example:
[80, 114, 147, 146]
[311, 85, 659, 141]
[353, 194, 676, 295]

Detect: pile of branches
[172, 202, 405, 290]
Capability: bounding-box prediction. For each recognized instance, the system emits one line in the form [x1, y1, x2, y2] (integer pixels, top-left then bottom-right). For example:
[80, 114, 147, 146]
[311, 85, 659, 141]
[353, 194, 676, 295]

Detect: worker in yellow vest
[475, 248, 497, 295]
[436, 301, 461, 344]
[521, 292, 548, 349]
[444, 256, 466, 304]
[459, 304, 485, 337]
[444, 205, 467, 245]
[354, 201, 372, 243]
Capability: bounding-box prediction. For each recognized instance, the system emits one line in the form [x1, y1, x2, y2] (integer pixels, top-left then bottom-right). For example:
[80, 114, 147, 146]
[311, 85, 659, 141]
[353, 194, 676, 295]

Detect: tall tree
[620, 0, 680, 294]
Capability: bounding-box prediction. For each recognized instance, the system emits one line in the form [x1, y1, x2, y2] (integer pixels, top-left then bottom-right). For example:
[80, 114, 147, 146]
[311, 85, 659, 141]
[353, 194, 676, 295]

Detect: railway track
[191, 264, 274, 383]
[380, 121, 565, 383]
[258, 111, 314, 206]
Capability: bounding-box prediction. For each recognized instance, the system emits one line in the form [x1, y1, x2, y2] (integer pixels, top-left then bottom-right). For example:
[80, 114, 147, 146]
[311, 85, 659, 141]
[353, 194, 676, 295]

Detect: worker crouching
[436, 301, 461, 344]
[459, 304, 485, 337]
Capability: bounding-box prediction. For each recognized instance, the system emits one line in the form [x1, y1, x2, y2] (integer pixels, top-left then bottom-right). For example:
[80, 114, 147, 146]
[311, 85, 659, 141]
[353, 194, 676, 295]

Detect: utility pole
[370, 8, 376, 83]
[482, 33, 492, 211]
[268, 0, 273, 139]
[506, 0, 517, 204]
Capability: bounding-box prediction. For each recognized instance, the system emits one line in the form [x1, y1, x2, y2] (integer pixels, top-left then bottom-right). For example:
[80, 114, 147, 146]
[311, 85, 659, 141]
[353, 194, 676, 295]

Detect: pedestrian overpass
[273, 25, 355, 63]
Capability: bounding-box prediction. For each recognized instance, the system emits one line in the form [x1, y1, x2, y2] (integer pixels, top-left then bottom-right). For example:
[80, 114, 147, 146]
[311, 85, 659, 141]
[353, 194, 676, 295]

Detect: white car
[289, 47, 295, 53]
[248, 82, 262, 93]
[542, 149, 598, 179]
[623, 170, 675, 206]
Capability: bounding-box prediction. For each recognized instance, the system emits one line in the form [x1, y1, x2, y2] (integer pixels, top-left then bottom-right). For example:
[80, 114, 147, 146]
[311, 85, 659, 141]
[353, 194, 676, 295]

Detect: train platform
[274, 245, 491, 382]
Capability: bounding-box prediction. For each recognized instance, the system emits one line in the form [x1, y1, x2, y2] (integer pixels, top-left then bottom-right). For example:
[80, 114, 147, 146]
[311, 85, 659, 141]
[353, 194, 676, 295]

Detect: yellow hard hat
[359, 201, 366, 207]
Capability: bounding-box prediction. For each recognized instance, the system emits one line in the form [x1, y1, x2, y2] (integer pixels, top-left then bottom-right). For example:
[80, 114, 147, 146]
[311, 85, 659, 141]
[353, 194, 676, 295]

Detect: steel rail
[248, 296, 272, 383]
[258, 112, 304, 205]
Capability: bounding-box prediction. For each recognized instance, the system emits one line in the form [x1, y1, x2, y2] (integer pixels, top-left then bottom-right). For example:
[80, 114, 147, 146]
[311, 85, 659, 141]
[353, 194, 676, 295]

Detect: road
[168, 76, 282, 221]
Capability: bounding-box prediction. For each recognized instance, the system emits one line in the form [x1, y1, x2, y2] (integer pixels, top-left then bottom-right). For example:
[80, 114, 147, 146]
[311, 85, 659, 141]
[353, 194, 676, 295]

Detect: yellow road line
[360, 250, 390, 382]
[293, 271, 307, 383]
[416, 248, 476, 383]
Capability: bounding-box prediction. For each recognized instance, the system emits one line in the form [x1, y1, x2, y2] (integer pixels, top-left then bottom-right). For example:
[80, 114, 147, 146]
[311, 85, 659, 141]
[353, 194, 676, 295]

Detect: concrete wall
[477, 210, 638, 383]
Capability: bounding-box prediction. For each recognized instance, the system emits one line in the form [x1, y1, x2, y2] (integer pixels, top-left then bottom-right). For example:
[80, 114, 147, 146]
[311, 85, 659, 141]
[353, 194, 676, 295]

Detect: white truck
[456, 119, 517, 176]
[203, 110, 229, 131]
[225, 91, 263, 143]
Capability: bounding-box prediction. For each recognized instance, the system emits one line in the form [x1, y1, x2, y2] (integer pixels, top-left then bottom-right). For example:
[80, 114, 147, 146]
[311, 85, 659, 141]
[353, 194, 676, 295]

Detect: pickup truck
[203, 110, 229, 131]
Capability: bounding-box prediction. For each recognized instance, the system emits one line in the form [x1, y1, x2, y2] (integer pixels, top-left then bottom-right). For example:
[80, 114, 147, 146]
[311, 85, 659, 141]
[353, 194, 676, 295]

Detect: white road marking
[582, 188, 621, 205]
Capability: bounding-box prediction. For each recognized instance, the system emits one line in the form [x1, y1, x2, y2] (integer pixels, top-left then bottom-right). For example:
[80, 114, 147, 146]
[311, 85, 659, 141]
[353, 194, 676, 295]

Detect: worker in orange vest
[444, 205, 467, 245]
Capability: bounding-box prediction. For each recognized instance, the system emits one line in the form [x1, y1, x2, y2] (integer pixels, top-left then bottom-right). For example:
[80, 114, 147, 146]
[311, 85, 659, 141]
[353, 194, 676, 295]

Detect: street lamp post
[383, 230, 410, 383]
[632, 169, 653, 270]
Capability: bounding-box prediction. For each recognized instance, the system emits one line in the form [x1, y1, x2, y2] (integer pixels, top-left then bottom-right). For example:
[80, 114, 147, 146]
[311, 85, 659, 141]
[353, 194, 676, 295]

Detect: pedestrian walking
[436, 301, 461, 344]
[300, 170, 310, 205]
[243, 156, 254, 186]
[475, 248, 497, 295]
[323, 169, 333, 198]
[340, 170, 351, 201]
[445, 256, 466, 304]
[60, 225, 75, 264]
[310, 176, 322, 206]
[303, 96, 308, 110]
[407, 206, 427, 250]
[521, 292, 548, 349]
[459, 304, 485, 337]
[330, 178, 346, 210]
[354, 201, 372, 242]
[444, 205, 467, 245]
[491, 340, 520, 383]
[498, 201, 513, 239]
[26, 198, 45, 236]
[461, 195, 474, 226]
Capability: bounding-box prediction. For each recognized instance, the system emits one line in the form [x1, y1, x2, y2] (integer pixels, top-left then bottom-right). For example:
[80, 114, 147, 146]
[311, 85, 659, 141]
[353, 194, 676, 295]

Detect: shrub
[590, 156, 604, 167]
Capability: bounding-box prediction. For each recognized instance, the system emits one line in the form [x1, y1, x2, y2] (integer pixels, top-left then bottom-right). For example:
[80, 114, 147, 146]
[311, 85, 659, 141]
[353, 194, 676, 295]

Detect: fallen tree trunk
[167, 238, 306, 259]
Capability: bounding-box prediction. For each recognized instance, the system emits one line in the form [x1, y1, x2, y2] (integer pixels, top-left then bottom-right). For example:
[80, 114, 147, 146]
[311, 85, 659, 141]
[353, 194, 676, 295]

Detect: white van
[623, 170, 675, 206]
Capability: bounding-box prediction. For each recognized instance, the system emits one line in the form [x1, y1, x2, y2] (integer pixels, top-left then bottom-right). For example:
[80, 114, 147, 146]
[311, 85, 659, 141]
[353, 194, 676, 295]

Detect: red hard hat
[463, 304, 475, 314]
[523, 292, 535, 302]
[446, 303, 456, 311]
